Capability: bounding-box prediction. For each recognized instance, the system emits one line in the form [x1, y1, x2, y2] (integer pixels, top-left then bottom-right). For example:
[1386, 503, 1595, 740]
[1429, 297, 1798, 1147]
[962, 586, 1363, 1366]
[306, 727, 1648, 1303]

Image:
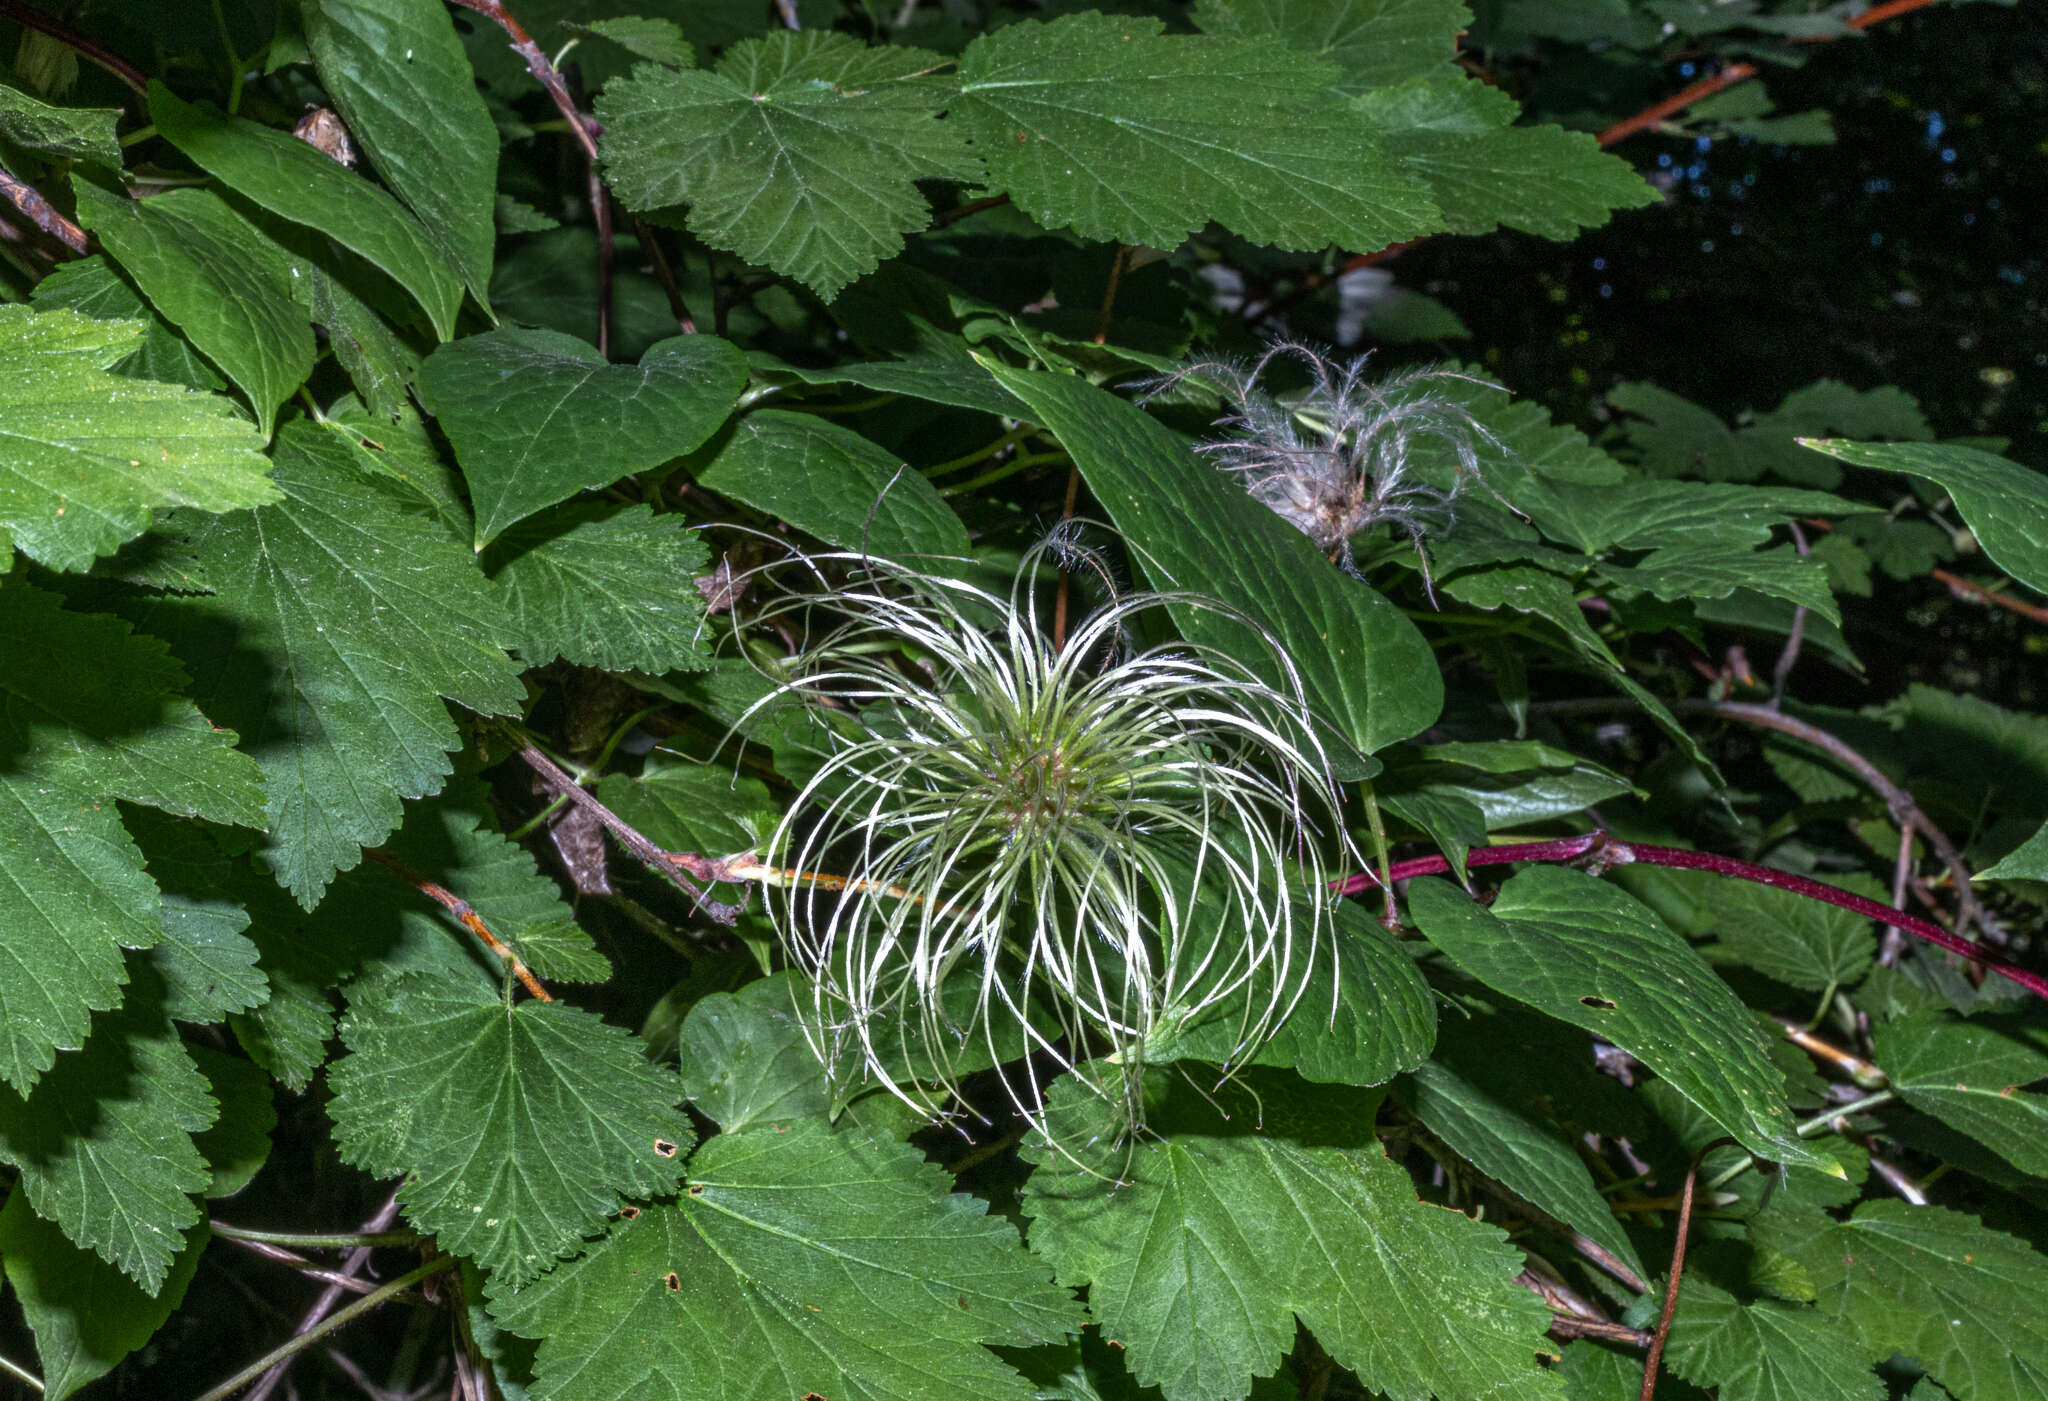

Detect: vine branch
[1533, 695, 1985, 937]
[196, 1254, 455, 1401]
[1335, 832, 2048, 1001]
[0, 0, 148, 94]
[1639, 1138, 1737, 1401]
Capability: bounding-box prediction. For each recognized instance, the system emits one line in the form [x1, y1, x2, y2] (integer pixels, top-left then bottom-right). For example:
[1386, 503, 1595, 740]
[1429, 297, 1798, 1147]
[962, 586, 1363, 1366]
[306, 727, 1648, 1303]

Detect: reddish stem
[1932, 568, 2048, 626]
[1337, 834, 2048, 1001]
[1598, 63, 1759, 147]
[0, 0, 148, 94]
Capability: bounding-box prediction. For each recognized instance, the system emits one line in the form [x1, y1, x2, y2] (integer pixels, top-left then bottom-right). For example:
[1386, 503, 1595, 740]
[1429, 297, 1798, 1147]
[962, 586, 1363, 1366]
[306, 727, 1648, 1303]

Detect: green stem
[1357, 784, 1397, 927]
[209, 0, 245, 113]
[194, 1255, 454, 1401]
[940, 450, 1071, 498]
[208, 1222, 421, 1250]
[1704, 1090, 1898, 1193]
[1795, 1090, 1894, 1137]
[922, 423, 1034, 478]
[119, 123, 156, 148]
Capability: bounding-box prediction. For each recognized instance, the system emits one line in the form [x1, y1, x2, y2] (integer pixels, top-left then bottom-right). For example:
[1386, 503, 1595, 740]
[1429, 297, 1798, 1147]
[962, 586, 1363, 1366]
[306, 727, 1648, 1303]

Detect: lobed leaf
[0, 973, 217, 1294]
[1664, 1279, 1882, 1401]
[1191, 0, 1474, 96]
[0, 303, 275, 569]
[329, 973, 694, 1286]
[488, 1110, 1082, 1401]
[1021, 1069, 1561, 1401]
[1872, 1012, 2048, 1177]
[597, 34, 977, 298]
[130, 421, 524, 905]
[1775, 1201, 2048, 1401]
[0, 582, 263, 1090]
[954, 14, 1442, 254]
[484, 502, 712, 673]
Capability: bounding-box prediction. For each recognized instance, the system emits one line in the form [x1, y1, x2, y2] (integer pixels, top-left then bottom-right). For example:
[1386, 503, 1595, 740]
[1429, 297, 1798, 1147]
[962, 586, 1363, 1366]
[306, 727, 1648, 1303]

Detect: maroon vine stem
[0, 0, 149, 95]
[444, 0, 699, 345]
[1336, 833, 2048, 1001]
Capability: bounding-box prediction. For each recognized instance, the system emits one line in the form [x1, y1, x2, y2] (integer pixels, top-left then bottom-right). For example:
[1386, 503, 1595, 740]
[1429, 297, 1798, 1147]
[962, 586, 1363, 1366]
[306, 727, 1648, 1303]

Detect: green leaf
[1021, 1069, 1561, 1401]
[679, 973, 835, 1131]
[1800, 439, 2048, 596]
[329, 973, 694, 1286]
[0, 84, 121, 166]
[596, 762, 781, 858]
[0, 582, 263, 1090]
[987, 363, 1440, 755]
[487, 1111, 1081, 1401]
[189, 1046, 276, 1198]
[1872, 1012, 2048, 1177]
[0, 1196, 208, 1401]
[1778, 1201, 2048, 1401]
[29, 256, 229, 394]
[1980, 820, 2048, 881]
[0, 303, 276, 570]
[1352, 78, 1657, 239]
[0, 972, 217, 1294]
[1191, 0, 1472, 95]
[484, 502, 712, 672]
[292, 247, 421, 422]
[1405, 870, 1830, 1171]
[954, 15, 1441, 254]
[417, 327, 745, 547]
[147, 83, 463, 341]
[690, 409, 972, 561]
[70, 181, 314, 439]
[570, 15, 693, 66]
[1705, 878, 1877, 993]
[132, 421, 524, 905]
[1157, 896, 1438, 1089]
[1398, 1056, 1644, 1279]
[1664, 1279, 1882, 1401]
[304, 0, 498, 302]
[596, 34, 976, 299]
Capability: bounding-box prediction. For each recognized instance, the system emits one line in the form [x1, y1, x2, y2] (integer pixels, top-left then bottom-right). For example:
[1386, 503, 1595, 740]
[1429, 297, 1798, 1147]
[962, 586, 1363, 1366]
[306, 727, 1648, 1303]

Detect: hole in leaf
[620, 1205, 641, 1220]
[663, 1272, 681, 1291]
[654, 1138, 679, 1157]
[1579, 996, 1617, 1010]
[688, 1183, 705, 1196]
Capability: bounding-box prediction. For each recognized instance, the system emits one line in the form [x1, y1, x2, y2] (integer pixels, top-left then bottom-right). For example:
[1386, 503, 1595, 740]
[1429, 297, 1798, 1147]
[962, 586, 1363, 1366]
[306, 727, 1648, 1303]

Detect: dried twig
[517, 745, 745, 923]
[365, 849, 552, 1000]
[1639, 1138, 1737, 1401]
[242, 1192, 404, 1401]
[0, 162, 87, 255]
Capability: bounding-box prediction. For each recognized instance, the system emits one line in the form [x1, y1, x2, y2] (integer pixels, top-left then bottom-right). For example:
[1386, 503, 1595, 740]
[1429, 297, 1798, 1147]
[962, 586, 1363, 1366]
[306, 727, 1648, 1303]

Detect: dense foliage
[0, 1, 2043, 1398]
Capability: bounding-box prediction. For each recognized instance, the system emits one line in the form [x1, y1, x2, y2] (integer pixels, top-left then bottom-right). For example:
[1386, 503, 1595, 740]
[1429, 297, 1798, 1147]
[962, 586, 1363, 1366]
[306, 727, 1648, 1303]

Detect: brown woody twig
[241, 1192, 403, 1401]
[366, 849, 552, 1001]
[1932, 568, 2048, 626]
[517, 745, 745, 924]
[1640, 1138, 1737, 1401]
[0, 162, 88, 254]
